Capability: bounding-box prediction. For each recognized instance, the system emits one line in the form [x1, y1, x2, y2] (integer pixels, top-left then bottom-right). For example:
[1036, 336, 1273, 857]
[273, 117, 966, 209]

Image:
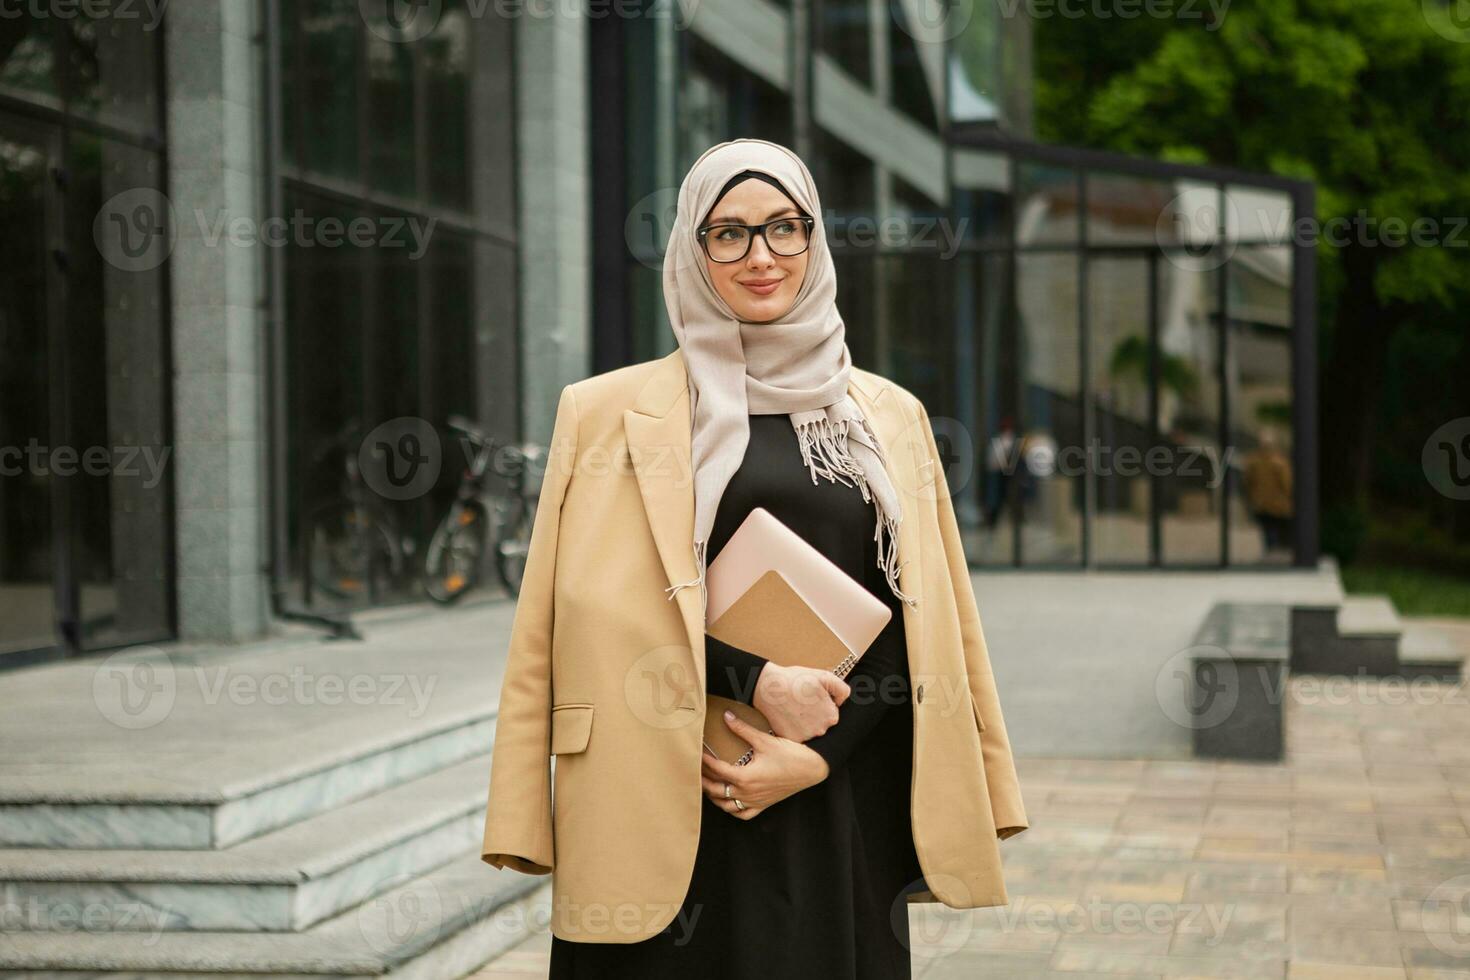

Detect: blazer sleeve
[481, 384, 580, 875]
[916, 398, 1030, 841]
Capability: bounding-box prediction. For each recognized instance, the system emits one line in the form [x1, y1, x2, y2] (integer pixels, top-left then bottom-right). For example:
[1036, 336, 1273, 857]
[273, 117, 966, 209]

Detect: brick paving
[471, 662, 1470, 979]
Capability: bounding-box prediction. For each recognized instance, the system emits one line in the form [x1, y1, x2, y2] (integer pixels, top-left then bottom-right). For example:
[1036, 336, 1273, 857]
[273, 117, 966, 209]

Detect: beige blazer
[481, 349, 1028, 943]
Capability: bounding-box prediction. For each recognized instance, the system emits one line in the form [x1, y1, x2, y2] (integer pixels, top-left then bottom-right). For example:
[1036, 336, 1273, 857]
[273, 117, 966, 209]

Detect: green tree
[1033, 0, 1470, 524]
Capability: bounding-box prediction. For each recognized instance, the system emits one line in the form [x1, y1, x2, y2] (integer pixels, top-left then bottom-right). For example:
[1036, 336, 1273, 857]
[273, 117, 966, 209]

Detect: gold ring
[734, 799, 746, 811]
[724, 783, 732, 799]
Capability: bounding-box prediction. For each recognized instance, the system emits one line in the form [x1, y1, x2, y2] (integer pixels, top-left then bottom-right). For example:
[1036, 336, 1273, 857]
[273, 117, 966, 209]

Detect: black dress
[549, 412, 925, 980]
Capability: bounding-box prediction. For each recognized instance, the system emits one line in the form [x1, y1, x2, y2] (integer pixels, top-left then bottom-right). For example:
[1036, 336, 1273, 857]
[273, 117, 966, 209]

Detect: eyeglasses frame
[695, 214, 816, 263]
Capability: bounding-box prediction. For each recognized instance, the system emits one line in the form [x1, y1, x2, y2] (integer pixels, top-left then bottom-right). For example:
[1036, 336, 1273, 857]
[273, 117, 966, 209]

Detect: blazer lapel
[623, 350, 923, 697]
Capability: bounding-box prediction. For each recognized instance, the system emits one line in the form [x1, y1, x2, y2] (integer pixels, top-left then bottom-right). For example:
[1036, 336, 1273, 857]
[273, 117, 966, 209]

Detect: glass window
[425, 4, 472, 210]
[0, 13, 60, 108]
[1088, 255, 1152, 564]
[682, 39, 793, 170]
[366, 34, 417, 196]
[1016, 163, 1078, 247]
[1017, 252, 1083, 564]
[1157, 255, 1224, 565]
[275, 3, 519, 610]
[971, 252, 1018, 566]
[820, 0, 871, 84]
[61, 4, 163, 133]
[952, 149, 1011, 247]
[1225, 245, 1294, 565]
[1225, 185, 1293, 248]
[950, 0, 1001, 124]
[0, 123, 60, 660]
[816, 127, 875, 221]
[65, 132, 173, 648]
[948, 0, 1032, 133]
[1086, 171, 1178, 247]
[0, 9, 168, 661]
[889, 6, 939, 130]
[283, 0, 361, 180]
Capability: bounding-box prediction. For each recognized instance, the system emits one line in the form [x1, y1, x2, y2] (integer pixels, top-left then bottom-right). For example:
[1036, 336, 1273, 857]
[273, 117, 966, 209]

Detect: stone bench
[1189, 602, 1291, 761]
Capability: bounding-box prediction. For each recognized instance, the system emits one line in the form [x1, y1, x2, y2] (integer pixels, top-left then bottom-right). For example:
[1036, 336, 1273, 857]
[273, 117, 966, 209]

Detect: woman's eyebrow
[706, 205, 800, 225]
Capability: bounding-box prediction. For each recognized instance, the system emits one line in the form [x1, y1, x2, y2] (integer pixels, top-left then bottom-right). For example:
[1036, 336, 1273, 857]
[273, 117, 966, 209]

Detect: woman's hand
[700, 710, 830, 820]
[752, 663, 849, 742]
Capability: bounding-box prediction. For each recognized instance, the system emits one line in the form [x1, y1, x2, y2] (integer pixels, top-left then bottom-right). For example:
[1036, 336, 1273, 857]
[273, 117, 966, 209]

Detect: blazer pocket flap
[970, 695, 988, 733]
[550, 703, 594, 755]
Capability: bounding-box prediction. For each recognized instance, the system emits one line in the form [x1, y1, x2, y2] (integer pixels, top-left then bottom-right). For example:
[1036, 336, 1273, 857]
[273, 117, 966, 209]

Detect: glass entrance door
[0, 118, 64, 665]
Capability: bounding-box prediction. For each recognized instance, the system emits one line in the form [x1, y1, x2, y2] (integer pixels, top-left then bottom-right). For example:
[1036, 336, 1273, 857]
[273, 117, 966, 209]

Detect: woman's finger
[701, 775, 738, 799]
[721, 709, 774, 746]
[701, 749, 747, 785]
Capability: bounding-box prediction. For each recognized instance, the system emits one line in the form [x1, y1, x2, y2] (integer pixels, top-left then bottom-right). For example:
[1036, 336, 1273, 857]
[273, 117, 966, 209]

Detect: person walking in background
[1243, 427, 1294, 554]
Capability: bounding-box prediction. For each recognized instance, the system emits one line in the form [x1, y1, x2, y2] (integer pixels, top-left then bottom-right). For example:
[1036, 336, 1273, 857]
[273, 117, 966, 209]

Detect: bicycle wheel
[494, 496, 535, 598]
[424, 500, 487, 604]
[305, 501, 399, 602]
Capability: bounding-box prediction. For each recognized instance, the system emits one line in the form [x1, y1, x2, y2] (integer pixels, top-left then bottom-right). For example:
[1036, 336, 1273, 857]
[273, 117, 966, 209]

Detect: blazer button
[916, 683, 924, 704]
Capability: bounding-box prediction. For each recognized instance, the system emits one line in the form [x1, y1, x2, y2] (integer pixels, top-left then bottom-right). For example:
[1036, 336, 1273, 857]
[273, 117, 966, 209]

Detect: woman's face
[701, 178, 810, 324]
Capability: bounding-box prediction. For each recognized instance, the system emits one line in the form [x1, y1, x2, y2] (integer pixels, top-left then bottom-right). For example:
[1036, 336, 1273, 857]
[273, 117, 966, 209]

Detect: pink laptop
[705, 506, 893, 660]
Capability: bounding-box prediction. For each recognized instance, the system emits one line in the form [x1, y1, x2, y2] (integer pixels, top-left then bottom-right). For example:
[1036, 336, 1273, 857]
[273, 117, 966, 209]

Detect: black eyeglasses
[696, 215, 815, 263]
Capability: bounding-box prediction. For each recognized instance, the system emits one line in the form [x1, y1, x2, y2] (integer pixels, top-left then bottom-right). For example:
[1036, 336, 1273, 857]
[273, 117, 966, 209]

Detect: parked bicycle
[423, 414, 545, 603]
[301, 418, 413, 605]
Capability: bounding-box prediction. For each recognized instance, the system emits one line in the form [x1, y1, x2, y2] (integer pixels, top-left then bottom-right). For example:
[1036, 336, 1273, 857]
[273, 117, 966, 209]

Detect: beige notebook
[702, 507, 893, 764]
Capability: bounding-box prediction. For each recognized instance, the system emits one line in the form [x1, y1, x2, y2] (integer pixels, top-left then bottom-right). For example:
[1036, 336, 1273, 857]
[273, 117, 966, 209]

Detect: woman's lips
[739, 278, 783, 296]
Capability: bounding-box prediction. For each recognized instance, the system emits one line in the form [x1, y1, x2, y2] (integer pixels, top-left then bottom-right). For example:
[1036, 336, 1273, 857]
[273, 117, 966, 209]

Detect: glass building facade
[266, 0, 520, 612]
[0, 8, 174, 665]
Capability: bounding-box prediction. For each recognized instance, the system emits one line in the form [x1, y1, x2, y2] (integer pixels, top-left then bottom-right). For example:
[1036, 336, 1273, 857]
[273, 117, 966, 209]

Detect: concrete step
[1333, 594, 1402, 677]
[1336, 594, 1403, 637]
[0, 753, 495, 933]
[0, 852, 549, 977]
[0, 608, 516, 852]
[0, 712, 493, 852]
[1398, 615, 1470, 679]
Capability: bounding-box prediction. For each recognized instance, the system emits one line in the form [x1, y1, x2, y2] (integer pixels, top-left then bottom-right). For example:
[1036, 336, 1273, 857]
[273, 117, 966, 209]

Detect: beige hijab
[661, 138, 918, 618]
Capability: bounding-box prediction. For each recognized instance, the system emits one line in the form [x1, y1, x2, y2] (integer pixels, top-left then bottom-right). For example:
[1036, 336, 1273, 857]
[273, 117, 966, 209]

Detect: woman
[480, 139, 1028, 978]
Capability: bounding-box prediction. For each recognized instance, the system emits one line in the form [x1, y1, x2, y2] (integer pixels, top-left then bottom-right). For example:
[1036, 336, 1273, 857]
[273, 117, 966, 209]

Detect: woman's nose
[746, 235, 776, 268]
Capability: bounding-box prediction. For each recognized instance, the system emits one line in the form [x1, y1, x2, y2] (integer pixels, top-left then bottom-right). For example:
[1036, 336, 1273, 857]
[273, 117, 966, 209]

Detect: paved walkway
[471, 661, 1470, 979]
